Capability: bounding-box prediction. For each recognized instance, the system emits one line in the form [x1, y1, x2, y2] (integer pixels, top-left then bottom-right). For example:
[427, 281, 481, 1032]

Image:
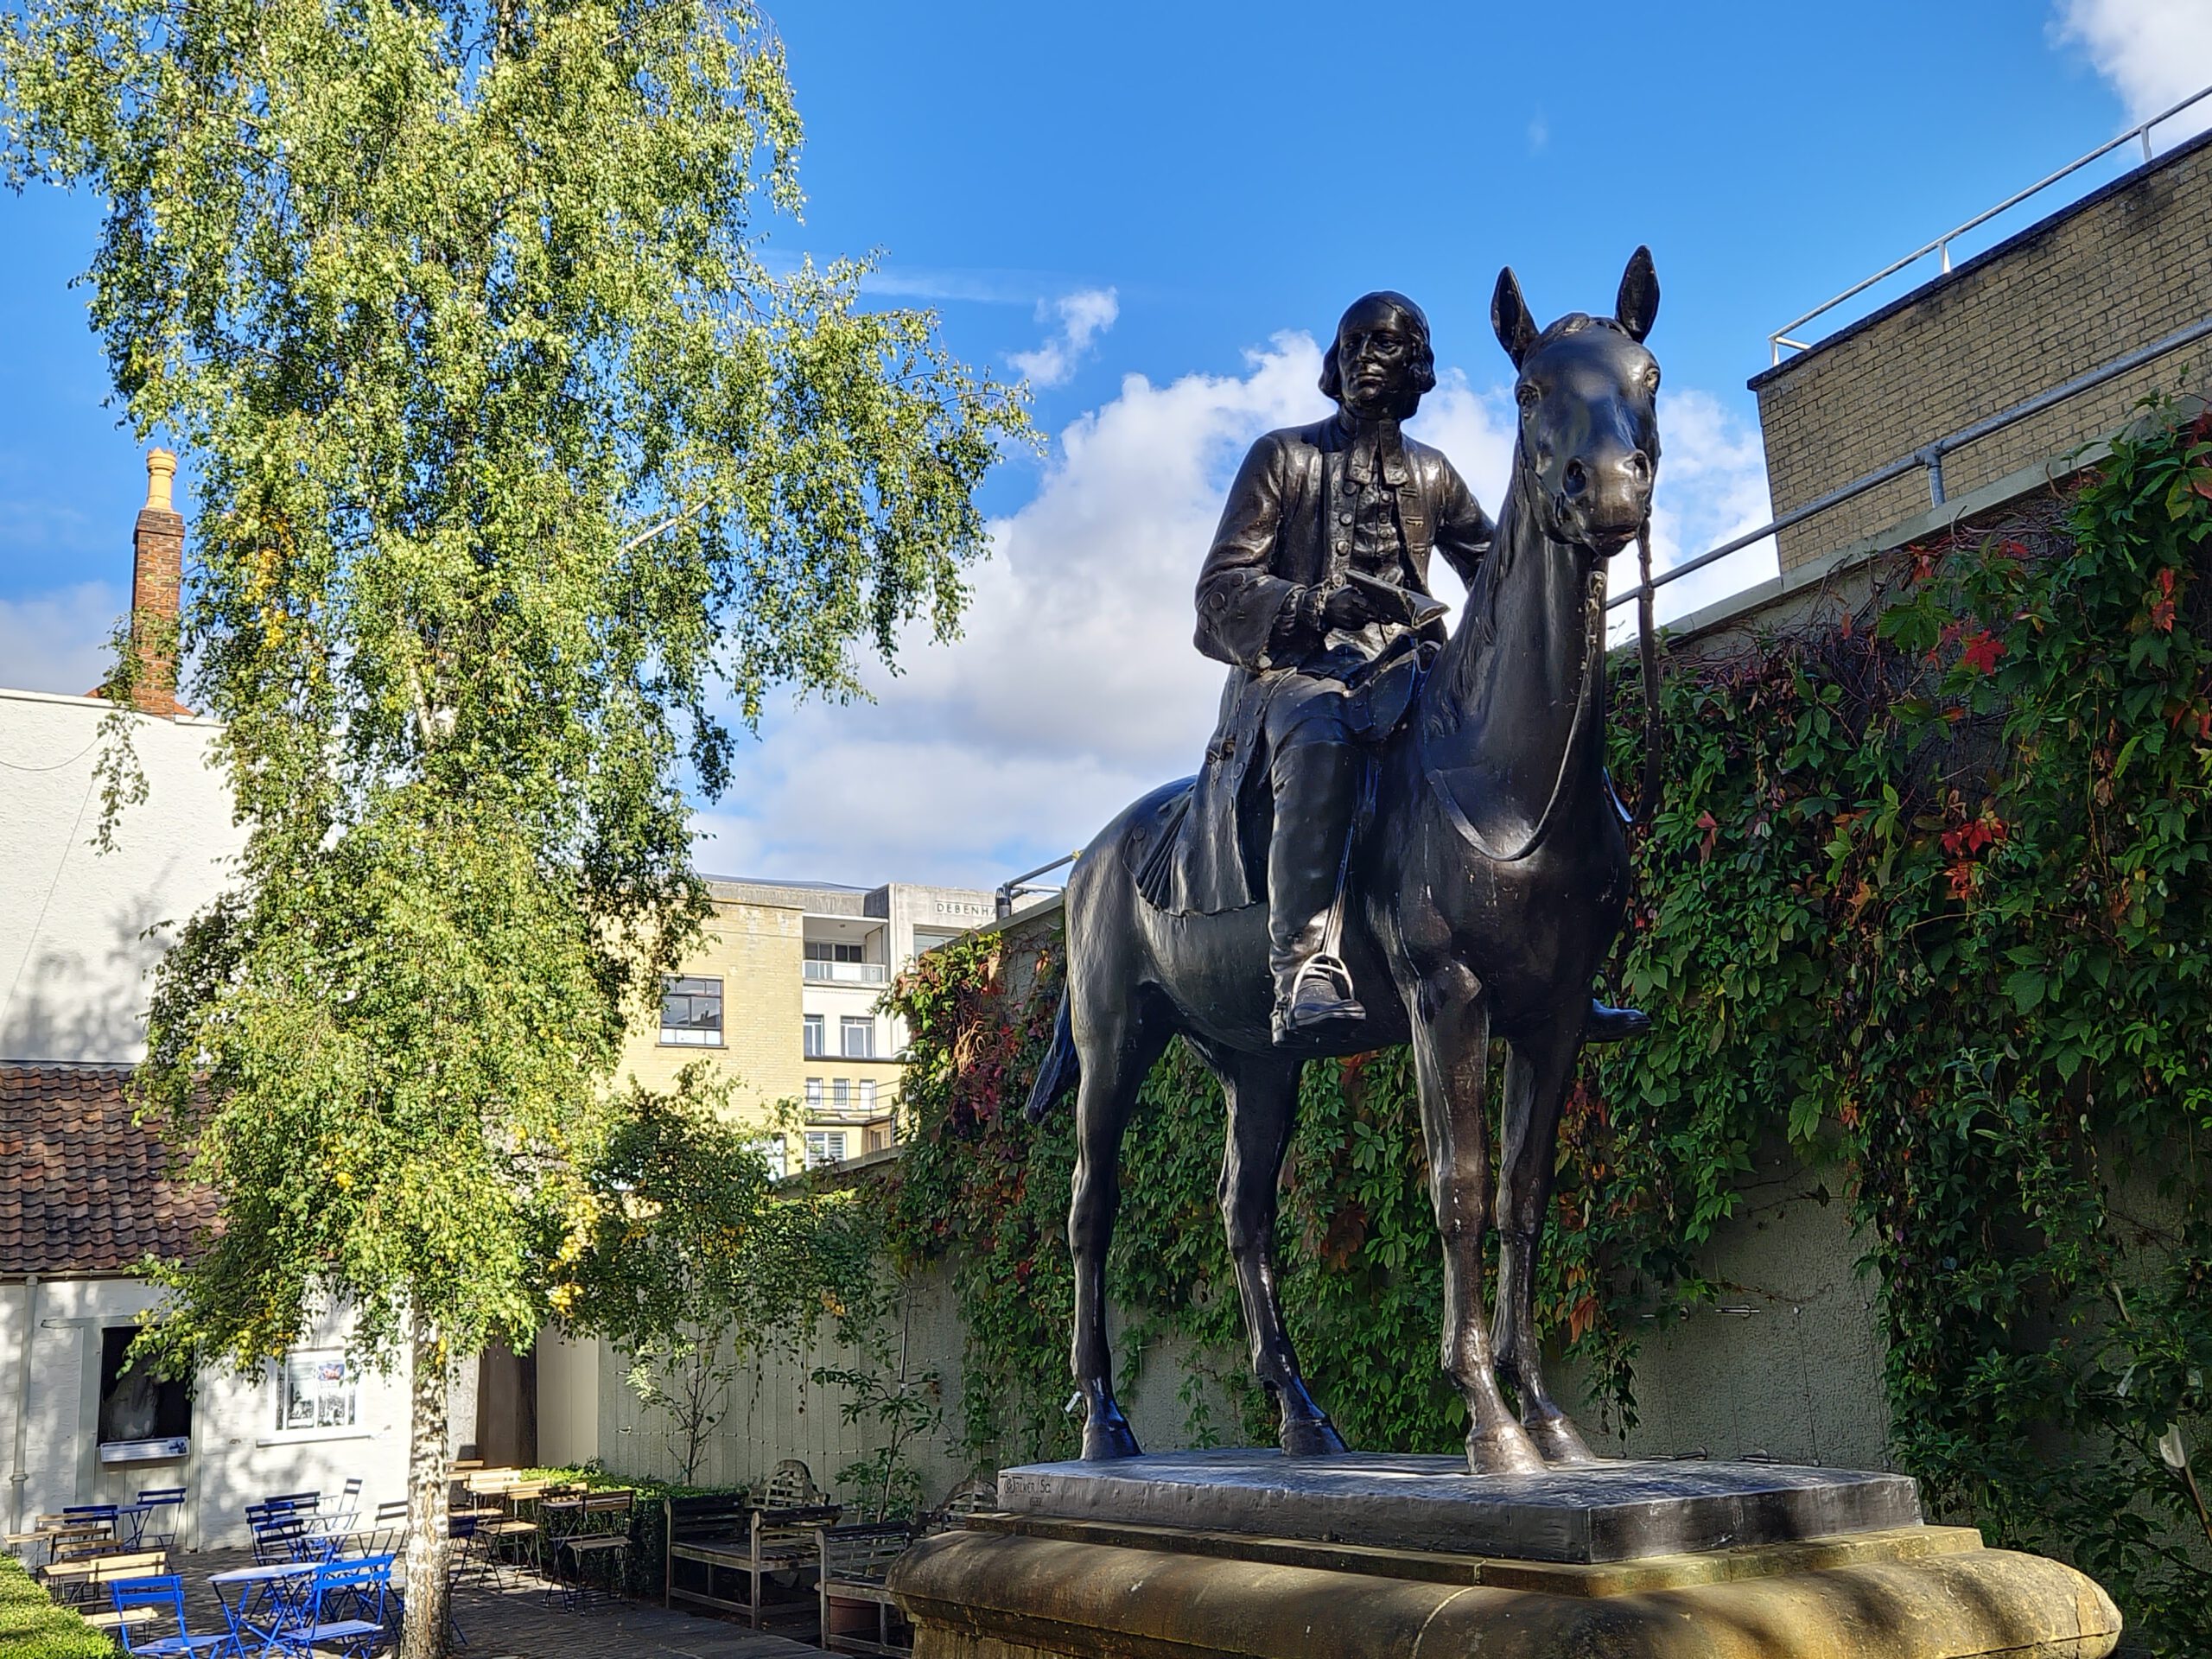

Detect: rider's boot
[1268, 740, 1366, 1050]
[1586, 1000, 1651, 1042]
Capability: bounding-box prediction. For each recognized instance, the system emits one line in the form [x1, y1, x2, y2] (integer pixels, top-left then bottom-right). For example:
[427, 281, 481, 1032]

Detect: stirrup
[1273, 952, 1365, 1047]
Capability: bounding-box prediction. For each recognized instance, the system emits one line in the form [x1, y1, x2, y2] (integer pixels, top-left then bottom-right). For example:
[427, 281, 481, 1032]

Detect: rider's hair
[1319, 291, 1438, 413]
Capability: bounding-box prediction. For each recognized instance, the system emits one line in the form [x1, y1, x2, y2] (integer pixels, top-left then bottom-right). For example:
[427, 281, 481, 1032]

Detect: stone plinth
[890, 1452, 2121, 1659]
[996, 1449, 1920, 1563]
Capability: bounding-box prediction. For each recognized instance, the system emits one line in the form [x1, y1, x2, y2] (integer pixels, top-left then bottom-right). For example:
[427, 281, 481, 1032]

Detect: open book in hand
[1346, 569, 1450, 629]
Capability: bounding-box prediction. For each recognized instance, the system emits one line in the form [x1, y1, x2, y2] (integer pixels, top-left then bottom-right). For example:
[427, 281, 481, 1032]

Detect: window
[98, 1326, 189, 1445]
[832, 1078, 851, 1109]
[803, 1014, 825, 1057]
[746, 1136, 788, 1180]
[860, 1079, 877, 1112]
[912, 929, 961, 959]
[840, 1016, 874, 1058]
[804, 1129, 849, 1167]
[658, 976, 722, 1046]
[804, 941, 866, 963]
[804, 1077, 823, 1109]
[276, 1353, 357, 1433]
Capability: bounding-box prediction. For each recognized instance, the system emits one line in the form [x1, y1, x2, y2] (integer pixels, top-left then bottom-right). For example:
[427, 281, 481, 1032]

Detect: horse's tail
[1024, 991, 1079, 1123]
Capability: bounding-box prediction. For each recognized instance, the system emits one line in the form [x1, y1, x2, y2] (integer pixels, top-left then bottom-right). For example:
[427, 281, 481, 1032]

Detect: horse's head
[1491, 248, 1662, 558]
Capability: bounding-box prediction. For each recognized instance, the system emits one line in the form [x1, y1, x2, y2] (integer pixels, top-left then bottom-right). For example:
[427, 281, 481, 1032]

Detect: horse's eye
[1644, 365, 1661, 394]
[1515, 383, 1540, 410]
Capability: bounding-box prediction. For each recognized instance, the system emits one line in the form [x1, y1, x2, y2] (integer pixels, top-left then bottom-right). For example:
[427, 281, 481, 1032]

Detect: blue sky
[3, 0, 2207, 887]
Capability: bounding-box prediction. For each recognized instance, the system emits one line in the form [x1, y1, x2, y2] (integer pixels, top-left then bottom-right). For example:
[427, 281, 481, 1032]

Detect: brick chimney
[128, 449, 188, 717]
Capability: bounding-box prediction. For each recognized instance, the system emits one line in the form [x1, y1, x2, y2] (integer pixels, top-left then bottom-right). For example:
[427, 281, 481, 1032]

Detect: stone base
[995, 1449, 1923, 1563]
[892, 1457, 2120, 1659]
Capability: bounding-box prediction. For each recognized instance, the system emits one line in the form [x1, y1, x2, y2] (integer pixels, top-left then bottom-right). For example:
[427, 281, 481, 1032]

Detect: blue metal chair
[106, 1574, 236, 1656]
[137, 1487, 187, 1548]
[272, 1554, 391, 1658]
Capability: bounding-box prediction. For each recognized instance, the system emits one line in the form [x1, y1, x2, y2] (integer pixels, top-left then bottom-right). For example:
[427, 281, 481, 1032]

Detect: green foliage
[885, 405, 2212, 1654]
[0, 0, 1029, 1373]
[3, 7, 1026, 1650]
[813, 1350, 944, 1521]
[0, 1556, 111, 1659]
[559, 1081, 874, 1484]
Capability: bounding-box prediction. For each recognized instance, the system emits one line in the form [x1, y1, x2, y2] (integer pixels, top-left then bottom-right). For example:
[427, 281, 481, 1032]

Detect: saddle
[1125, 637, 1427, 917]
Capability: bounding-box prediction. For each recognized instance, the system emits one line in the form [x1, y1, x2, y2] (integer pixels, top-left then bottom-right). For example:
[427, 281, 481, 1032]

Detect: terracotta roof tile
[0, 1064, 217, 1274]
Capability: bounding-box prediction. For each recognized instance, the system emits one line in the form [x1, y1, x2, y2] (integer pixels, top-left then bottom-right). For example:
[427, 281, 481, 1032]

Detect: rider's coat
[1173, 411, 1492, 913]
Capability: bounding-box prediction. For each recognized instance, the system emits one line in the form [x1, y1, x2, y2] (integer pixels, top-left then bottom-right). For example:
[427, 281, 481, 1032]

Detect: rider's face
[1336, 307, 1419, 420]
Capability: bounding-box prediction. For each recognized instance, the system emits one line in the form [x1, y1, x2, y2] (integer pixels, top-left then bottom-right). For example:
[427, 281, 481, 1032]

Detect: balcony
[804, 959, 887, 984]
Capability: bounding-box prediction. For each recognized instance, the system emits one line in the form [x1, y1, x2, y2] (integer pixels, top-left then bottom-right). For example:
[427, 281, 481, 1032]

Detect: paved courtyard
[177, 1548, 828, 1659]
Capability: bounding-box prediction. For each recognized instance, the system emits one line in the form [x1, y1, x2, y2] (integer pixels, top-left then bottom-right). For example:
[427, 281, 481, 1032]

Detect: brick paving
[178, 1548, 828, 1658]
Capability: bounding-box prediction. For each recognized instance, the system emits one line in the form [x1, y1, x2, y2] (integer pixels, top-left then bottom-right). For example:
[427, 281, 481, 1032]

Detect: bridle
[1421, 437, 1662, 861]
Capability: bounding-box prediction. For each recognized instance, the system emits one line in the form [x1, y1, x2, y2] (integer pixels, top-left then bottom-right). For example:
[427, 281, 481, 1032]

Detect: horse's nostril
[1563, 460, 1588, 496]
[1624, 451, 1649, 480]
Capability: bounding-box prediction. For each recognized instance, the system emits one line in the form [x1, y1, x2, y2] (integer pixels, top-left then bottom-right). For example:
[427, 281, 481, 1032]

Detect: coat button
[1338, 511, 1353, 524]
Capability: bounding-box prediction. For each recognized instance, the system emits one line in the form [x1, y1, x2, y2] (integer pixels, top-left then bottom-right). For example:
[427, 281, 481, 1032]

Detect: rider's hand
[1320, 583, 1373, 630]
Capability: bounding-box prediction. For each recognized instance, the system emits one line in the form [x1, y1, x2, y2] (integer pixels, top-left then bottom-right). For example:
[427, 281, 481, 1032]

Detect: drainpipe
[9, 1275, 38, 1533]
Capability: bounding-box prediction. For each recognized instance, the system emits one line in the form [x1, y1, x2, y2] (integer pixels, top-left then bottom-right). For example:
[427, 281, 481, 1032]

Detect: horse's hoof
[1081, 1416, 1144, 1460]
[1281, 1416, 1349, 1457]
[1465, 1423, 1547, 1478]
[1525, 1414, 1601, 1465]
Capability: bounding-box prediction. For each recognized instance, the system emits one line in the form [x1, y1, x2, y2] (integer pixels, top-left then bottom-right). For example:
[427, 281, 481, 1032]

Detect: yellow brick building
[614, 875, 1001, 1170]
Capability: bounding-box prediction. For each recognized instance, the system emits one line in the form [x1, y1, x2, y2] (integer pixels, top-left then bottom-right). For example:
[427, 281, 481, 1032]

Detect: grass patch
[0, 1553, 111, 1658]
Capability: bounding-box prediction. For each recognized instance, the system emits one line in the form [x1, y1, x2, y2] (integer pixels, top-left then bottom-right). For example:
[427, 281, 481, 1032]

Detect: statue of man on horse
[1188, 289, 1650, 1049]
[1029, 251, 1664, 1474]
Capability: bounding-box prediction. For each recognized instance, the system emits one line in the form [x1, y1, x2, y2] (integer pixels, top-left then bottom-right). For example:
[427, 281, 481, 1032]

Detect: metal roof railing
[1769, 82, 2212, 365]
[1617, 312, 2212, 614]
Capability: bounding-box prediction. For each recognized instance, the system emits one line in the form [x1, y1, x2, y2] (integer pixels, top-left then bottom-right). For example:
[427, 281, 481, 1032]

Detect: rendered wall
[1751, 125, 2212, 571]
[0, 1277, 411, 1548]
[0, 690, 244, 1065]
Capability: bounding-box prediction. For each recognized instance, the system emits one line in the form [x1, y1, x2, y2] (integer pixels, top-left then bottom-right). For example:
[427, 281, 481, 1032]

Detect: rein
[1610, 521, 1663, 830]
[1422, 476, 1663, 860]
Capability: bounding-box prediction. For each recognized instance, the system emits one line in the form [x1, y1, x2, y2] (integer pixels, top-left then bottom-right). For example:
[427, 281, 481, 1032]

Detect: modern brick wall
[1751, 126, 2212, 571]
[615, 896, 810, 1126]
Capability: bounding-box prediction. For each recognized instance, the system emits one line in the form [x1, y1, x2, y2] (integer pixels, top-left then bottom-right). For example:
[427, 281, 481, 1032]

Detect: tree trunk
[399, 1328, 454, 1659]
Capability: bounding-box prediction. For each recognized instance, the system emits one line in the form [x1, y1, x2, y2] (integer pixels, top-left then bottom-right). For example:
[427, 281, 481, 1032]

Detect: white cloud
[698, 334, 1327, 887]
[1629, 388, 1777, 632]
[1008, 288, 1121, 389]
[0, 582, 124, 698]
[698, 340, 1777, 890]
[2054, 0, 2212, 143]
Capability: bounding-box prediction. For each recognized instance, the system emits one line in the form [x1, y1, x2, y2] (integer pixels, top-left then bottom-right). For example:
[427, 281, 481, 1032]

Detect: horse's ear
[1491, 267, 1539, 369]
[1616, 246, 1659, 344]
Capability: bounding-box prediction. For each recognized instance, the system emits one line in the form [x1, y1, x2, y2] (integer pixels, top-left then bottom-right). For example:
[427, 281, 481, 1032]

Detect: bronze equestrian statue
[1026, 251, 1664, 1476]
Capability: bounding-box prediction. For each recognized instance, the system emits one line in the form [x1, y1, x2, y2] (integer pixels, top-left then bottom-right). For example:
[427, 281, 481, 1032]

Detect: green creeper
[3, 2, 1028, 1652]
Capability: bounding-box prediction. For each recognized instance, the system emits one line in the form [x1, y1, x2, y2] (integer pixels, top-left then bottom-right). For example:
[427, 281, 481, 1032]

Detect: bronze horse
[1027, 251, 1662, 1475]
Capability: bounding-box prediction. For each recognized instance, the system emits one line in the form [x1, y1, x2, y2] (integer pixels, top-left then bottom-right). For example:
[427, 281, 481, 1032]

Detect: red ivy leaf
[1960, 630, 2005, 674]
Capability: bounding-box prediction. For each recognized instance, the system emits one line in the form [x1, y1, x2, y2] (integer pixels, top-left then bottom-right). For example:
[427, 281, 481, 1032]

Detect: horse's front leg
[1210, 1046, 1347, 1456]
[1492, 1010, 1601, 1465]
[1068, 1006, 1168, 1460]
[1402, 963, 1545, 1477]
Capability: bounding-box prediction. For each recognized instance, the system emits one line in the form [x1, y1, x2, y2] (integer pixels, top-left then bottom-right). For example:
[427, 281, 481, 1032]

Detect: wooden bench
[817, 1520, 918, 1656]
[36, 1548, 167, 1606]
[665, 1493, 841, 1630]
[79, 1605, 160, 1636]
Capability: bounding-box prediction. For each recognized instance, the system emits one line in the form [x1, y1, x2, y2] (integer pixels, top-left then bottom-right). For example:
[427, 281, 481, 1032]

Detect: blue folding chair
[272, 1554, 391, 1658]
[137, 1488, 187, 1548]
[106, 1574, 236, 1657]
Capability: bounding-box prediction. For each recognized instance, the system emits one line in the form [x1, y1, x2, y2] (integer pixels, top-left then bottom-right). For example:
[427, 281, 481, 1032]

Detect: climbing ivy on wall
[882, 402, 2212, 1656]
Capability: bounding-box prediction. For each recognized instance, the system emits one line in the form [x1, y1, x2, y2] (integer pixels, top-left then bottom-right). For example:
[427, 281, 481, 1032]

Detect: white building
[0, 454, 415, 1548]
